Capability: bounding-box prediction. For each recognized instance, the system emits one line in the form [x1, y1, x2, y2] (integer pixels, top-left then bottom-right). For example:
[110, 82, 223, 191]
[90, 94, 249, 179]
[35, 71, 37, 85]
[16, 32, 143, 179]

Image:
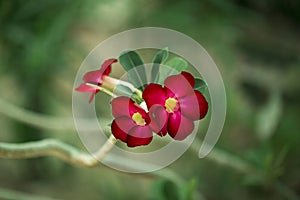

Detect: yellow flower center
[132, 112, 146, 126]
[165, 97, 178, 113]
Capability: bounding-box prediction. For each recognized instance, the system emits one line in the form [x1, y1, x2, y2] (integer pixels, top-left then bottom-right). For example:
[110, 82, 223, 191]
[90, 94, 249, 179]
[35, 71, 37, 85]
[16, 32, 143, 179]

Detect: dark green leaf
[194, 78, 207, 94]
[151, 47, 169, 83]
[119, 50, 147, 90]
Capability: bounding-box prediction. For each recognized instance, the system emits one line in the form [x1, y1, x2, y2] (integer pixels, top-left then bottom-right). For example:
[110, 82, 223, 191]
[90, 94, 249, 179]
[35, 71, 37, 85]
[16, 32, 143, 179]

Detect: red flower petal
[100, 58, 117, 76]
[76, 84, 99, 103]
[76, 58, 117, 103]
[181, 71, 195, 87]
[76, 83, 96, 92]
[178, 92, 200, 120]
[167, 110, 195, 140]
[164, 73, 194, 98]
[111, 96, 136, 118]
[88, 91, 97, 103]
[111, 117, 136, 143]
[127, 126, 153, 147]
[82, 58, 117, 84]
[82, 70, 103, 84]
[195, 90, 209, 119]
[111, 119, 127, 143]
[143, 83, 167, 108]
[148, 105, 168, 136]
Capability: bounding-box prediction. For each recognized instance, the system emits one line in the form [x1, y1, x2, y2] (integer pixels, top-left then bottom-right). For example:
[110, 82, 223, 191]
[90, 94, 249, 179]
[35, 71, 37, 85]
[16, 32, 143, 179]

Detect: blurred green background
[0, 0, 300, 199]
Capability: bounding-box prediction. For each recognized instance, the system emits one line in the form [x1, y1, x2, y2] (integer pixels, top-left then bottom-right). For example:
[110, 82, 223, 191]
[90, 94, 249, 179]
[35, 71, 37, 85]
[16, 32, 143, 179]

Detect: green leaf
[119, 50, 147, 90]
[194, 78, 207, 94]
[155, 57, 189, 84]
[165, 57, 188, 72]
[151, 47, 169, 83]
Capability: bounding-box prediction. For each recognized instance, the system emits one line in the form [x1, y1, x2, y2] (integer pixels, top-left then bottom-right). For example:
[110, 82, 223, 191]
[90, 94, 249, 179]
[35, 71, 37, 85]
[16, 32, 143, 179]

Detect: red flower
[111, 96, 155, 147]
[76, 58, 117, 103]
[143, 72, 208, 140]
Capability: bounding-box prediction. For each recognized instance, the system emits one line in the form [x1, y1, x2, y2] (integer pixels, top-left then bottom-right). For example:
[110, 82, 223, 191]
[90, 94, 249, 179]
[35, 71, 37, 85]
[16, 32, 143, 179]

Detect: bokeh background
[0, 0, 300, 199]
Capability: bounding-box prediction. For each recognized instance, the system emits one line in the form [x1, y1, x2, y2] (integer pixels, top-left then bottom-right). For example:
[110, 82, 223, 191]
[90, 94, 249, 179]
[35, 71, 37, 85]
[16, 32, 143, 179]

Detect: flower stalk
[85, 83, 117, 98]
[91, 134, 117, 162]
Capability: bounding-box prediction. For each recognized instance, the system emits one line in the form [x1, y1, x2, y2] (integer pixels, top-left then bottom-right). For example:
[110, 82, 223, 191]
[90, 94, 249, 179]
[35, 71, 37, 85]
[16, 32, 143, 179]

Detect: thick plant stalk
[0, 137, 189, 191]
[90, 134, 117, 164]
[0, 135, 264, 173]
[0, 136, 116, 167]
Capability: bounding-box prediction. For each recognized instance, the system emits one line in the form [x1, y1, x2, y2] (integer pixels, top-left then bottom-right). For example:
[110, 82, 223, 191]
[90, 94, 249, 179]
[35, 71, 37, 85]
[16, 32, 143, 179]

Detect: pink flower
[76, 58, 117, 103]
[142, 72, 208, 140]
[111, 96, 154, 147]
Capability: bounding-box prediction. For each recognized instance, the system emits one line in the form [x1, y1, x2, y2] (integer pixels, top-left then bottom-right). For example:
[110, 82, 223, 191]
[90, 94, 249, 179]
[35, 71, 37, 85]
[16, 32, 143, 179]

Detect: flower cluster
[76, 58, 208, 148]
[111, 72, 208, 147]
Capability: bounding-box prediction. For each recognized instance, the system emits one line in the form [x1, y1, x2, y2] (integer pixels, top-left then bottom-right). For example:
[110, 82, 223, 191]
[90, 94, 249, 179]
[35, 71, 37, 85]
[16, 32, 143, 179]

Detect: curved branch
[0, 138, 206, 199]
[0, 138, 197, 194]
[0, 136, 116, 167]
[0, 136, 258, 173]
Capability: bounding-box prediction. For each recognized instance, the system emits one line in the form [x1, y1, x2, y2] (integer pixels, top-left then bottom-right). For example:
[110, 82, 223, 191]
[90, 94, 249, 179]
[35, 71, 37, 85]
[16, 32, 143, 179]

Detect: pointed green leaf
[151, 47, 169, 83]
[119, 50, 147, 90]
[165, 57, 188, 72]
[194, 78, 207, 94]
[155, 56, 189, 85]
